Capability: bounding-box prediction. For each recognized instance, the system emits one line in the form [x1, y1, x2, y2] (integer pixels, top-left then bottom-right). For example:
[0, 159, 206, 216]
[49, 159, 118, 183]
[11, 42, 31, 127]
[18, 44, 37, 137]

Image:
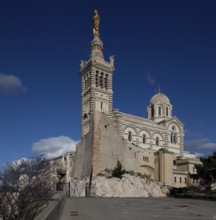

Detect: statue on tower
[93, 10, 100, 37]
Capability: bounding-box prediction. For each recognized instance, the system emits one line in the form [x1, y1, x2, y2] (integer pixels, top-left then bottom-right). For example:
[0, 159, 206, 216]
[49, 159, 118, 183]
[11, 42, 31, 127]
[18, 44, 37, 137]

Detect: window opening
[166, 107, 169, 116]
[171, 132, 177, 144]
[100, 74, 103, 89]
[142, 134, 146, 144]
[156, 137, 159, 146]
[128, 131, 132, 142]
[95, 72, 99, 87]
[151, 105, 154, 118]
[105, 74, 108, 90]
[158, 106, 161, 116]
[174, 134, 177, 144]
[143, 156, 149, 162]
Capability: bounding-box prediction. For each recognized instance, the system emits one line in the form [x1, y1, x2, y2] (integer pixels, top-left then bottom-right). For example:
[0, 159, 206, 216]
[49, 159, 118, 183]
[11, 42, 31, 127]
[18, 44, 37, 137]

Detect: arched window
[128, 131, 132, 142]
[101, 102, 103, 110]
[105, 74, 108, 90]
[151, 105, 154, 118]
[142, 134, 146, 144]
[174, 133, 177, 144]
[170, 133, 173, 144]
[166, 107, 169, 116]
[95, 71, 99, 87]
[156, 137, 159, 146]
[158, 106, 162, 116]
[171, 132, 177, 144]
[100, 73, 104, 89]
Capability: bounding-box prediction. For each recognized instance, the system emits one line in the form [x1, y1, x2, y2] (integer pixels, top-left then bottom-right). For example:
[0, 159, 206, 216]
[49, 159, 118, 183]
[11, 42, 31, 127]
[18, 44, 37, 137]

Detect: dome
[150, 92, 171, 105]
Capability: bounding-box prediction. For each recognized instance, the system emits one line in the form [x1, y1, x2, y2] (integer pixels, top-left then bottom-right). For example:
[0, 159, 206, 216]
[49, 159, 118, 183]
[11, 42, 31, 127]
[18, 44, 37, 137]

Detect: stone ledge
[34, 191, 68, 220]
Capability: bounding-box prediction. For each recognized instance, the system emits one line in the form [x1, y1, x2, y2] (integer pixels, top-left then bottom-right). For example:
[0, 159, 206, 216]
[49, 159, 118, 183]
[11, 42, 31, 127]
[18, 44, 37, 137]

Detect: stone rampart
[34, 191, 68, 220]
[72, 112, 159, 179]
[72, 132, 93, 179]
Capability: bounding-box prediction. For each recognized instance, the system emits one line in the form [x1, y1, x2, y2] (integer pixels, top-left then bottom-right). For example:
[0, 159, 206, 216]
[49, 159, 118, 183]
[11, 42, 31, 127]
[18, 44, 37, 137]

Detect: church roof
[150, 92, 171, 105]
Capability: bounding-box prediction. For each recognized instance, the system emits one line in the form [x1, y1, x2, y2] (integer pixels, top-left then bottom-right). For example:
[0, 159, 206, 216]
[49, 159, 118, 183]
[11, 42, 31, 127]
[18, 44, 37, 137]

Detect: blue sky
[1, 0, 216, 166]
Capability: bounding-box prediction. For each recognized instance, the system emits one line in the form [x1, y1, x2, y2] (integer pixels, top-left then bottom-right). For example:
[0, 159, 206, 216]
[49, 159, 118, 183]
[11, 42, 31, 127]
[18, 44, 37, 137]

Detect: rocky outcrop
[70, 174, 169, 197]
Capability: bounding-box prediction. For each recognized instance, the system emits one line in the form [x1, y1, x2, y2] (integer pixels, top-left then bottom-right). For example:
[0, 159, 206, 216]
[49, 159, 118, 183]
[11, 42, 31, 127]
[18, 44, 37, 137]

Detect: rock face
[70, 174, 169, 198]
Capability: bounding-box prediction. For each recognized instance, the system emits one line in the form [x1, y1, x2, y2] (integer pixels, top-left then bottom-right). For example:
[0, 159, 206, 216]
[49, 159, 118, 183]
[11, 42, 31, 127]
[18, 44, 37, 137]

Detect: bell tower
[80, 10, 115, 137]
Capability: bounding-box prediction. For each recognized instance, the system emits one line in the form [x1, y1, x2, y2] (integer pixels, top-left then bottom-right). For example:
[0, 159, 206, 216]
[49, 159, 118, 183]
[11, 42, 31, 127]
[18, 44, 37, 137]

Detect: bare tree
[0, 156, 56, 220]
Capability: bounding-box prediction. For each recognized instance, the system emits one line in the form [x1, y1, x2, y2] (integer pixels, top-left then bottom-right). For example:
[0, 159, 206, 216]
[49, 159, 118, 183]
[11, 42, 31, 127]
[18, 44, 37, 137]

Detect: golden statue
[93, 10, 100, 37]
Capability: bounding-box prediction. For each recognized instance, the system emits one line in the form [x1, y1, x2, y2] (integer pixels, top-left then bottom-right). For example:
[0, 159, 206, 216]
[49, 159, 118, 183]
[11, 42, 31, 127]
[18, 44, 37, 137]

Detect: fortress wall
[73, 112, 158, 179]
[92, 112, 153, 176]
[72, 132, 93, 179]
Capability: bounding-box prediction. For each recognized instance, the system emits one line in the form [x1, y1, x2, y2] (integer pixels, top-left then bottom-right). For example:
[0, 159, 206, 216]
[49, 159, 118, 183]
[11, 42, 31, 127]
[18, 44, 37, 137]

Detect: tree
[191, 151, 216, 190]
[112, 160, 125, 179]
[0, 156, 56, 220]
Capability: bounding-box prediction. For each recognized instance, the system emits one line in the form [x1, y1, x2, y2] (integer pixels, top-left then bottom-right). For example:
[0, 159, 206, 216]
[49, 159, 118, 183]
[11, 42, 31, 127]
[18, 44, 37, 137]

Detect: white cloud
[194, 152, 205, 158]
[32, 136, 78, 159]
[146, 71, 155, 86]
[0, 73, 26, 94]
[185, 138, 216, 150]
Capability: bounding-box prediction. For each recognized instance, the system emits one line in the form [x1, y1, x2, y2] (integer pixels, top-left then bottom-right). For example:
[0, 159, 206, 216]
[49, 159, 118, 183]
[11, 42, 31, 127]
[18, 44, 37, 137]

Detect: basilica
[71, 10, 201, 189]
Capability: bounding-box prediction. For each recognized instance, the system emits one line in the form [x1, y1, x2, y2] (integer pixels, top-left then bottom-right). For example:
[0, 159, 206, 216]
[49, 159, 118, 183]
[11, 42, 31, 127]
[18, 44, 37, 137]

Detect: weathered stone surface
[70, 178, 88, 197]
[70, 175, 169, 198]
[72, 132, 93, 179]
[72, 111, 201, 190]
[73, 112, 157, 180]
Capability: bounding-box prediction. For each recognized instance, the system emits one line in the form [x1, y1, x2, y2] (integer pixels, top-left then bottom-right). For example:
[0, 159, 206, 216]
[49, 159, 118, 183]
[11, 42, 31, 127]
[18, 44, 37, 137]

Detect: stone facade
[52, 152, 76, 183]
[71, 11, 202, 193]
[80, 36, 114, 138]
[113, 110, 184, 155]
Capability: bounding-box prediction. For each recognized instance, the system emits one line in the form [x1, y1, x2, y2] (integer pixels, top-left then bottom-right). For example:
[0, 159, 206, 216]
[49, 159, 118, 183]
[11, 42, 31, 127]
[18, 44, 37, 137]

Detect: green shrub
[112, 160, 125, 179]
[125, 170, 135, 176]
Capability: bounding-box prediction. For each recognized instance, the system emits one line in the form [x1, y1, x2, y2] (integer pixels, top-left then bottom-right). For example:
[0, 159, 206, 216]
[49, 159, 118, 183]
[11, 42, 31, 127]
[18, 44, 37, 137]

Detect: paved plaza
[60, 197, 216, 220]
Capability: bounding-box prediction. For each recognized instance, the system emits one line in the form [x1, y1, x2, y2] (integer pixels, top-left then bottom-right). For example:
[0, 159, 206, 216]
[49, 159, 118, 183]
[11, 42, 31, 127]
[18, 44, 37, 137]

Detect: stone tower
[80, 10, 115, 137]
